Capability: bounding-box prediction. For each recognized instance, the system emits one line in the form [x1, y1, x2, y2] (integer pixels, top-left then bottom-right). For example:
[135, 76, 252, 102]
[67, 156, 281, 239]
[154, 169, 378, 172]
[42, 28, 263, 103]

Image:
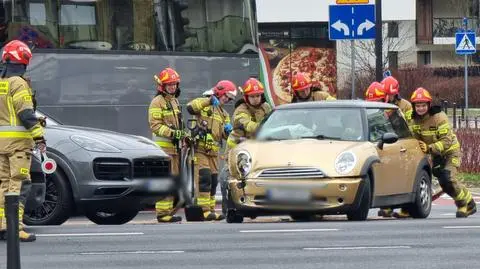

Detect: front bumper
[228, 176, 363, 215]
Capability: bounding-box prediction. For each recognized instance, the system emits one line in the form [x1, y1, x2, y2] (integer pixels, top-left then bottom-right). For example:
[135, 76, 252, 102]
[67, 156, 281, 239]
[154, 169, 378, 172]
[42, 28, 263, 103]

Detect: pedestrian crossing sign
[455, 31, 476, 55]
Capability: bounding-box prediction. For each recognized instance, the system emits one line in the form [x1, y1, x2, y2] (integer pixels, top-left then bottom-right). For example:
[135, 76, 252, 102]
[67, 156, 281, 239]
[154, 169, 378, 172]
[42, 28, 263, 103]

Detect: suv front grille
[133, 158, 170, 178]
[93, 158, 131, 181]
[258, 167, 325, 179]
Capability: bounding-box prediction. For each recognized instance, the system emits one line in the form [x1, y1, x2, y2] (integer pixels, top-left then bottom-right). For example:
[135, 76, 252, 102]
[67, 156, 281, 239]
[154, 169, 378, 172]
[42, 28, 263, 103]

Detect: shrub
[456, 128, 480, 173]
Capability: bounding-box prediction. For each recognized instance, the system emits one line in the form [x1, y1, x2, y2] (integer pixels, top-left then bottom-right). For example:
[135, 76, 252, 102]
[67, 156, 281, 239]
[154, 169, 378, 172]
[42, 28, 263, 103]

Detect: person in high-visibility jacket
[0, 40, 46, 242]
[149, 67, 184, 223]
[382, 76, 413, 123]
[291, 73, 336, 103]
[392, 87, 476, 218]
[186, 80, 236, 221]
[226, 78, 271, 152]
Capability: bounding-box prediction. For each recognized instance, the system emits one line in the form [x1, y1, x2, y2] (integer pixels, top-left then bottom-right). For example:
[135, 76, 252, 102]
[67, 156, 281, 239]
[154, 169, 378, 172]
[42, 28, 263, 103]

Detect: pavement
[1, 194, 480, 269]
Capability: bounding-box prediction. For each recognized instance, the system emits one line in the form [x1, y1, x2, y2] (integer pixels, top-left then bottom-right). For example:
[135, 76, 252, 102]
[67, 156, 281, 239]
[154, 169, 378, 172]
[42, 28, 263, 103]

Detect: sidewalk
[469, 188, 480, 196]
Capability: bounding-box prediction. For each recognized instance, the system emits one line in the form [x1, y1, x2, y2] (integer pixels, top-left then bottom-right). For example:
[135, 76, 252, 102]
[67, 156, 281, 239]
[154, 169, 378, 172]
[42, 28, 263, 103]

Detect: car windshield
[256, 107, 365, 141]
[36, 110, 61, 126]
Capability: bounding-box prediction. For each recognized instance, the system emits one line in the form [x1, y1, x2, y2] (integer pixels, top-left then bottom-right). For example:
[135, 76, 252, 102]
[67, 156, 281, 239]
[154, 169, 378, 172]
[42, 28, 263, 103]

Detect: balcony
[432, 17, 480, 44]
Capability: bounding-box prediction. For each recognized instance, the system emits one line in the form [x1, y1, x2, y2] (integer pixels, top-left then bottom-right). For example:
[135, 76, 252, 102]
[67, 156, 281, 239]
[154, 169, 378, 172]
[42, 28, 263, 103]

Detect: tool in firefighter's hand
[38, 116, 47, 127]
[40, 152, 57, 174]
[183, 118, 204, 221]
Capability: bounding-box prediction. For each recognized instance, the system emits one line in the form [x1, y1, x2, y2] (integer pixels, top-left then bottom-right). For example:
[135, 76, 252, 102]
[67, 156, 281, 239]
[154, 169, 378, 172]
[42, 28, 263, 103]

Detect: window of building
[388, 51, 398, 70]
[417, 51, 431, 66]
[387, 21, 399, 38]
[0, 0, 256, 53]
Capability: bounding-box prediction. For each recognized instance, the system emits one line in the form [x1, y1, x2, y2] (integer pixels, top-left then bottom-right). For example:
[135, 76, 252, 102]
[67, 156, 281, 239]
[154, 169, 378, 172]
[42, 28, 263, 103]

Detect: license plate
[267, 188, 311, 203]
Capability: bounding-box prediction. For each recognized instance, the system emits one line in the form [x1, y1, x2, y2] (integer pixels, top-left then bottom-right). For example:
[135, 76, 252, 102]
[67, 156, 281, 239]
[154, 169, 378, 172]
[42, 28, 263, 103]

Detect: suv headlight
[70, 135, 121, 153]
[236, 151, 252, 178]
[334, 151, 357, 175]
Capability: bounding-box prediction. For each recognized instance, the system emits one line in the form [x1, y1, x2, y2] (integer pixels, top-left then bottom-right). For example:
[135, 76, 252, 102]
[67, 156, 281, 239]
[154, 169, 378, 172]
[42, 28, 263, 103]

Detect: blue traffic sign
[328, 4, 376, 40]
[455, 31, 476, 55]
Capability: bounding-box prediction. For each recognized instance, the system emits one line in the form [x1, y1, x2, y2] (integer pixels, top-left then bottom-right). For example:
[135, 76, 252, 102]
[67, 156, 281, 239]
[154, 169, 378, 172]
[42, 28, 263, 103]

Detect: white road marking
[239, 228, 338, 233]
[37, 232, 144, 237]
[303, 246, 411, 251]
[80, 250, 184, 255]
[441, 213, 456, 216]
[443, 226, 480, 229]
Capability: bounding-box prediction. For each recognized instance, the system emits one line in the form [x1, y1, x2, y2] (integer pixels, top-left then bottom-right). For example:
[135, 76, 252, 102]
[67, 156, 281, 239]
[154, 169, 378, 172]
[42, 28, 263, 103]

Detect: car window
[388, 110, 412, 139]
[366, 108, 396, 142]
[257, 108, 365, 141]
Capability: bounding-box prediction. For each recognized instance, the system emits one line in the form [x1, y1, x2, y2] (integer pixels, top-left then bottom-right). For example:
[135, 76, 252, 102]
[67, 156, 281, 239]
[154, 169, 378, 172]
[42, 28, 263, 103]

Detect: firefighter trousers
[0, 149, 32, 231]
[195, 152, 219, 214]
[432, 153, 472, 207]
[155, 155, 179, 217]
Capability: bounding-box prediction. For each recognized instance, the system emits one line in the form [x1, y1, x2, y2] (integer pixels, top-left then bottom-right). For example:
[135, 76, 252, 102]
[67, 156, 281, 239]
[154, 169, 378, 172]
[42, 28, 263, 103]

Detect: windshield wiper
[300, 135, 340, 140]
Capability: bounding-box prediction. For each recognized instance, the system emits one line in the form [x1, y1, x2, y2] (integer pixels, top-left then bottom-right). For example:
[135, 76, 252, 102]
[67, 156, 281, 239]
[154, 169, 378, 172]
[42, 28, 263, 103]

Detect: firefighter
[291, 73, 336, 103]
[364, 81, 387, 103]
[0, 40, 45, 242]
[404, 87, 476, 218]
[381, 76, 413, 123]
[186, 80, 236, 221]
[226, 78, 272, 152]
[149, 67, 184, 223]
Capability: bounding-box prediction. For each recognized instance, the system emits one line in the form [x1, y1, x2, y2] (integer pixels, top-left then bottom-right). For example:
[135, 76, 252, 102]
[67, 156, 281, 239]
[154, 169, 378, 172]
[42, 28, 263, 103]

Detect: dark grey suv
[24, 111, 176, 225]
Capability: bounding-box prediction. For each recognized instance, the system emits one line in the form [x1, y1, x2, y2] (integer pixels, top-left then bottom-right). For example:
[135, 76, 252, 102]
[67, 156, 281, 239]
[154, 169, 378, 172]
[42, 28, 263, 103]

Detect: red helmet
[242, 78, 264, 105]
[381, 76, 399, 95]
[2, 40, 32, 65]
[410, 87, 432, 103]
[365, 82, 386, 102]
[291, 72, 312, 92]
[155, 67, 180, 85]
[214, 80, 237, 99]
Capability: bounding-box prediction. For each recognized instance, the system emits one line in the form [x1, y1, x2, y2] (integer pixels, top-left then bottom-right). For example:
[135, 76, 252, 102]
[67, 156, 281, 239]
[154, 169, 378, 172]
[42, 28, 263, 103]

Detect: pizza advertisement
[258, 24, 337, 106]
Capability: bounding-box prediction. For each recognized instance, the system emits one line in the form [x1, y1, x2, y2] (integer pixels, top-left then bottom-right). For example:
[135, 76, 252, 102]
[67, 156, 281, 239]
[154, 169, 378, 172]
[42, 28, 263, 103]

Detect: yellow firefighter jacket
[293, 89, 336, 103]
[410, 106, 460, 157]
[149, 93, 182, 156]
[227, 100, 272, 149]
[187, 97, 230, 156]
[0, 76, 44, 153]
[393, 98, 413, 123]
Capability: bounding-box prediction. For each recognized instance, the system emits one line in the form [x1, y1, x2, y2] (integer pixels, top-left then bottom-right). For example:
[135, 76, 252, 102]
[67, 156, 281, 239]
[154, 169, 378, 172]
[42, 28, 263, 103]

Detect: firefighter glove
[418, 140, 428, 153]
[224, 123, 233, 135]
[34, 137, 47, 154]
[210, 95, 220, 107]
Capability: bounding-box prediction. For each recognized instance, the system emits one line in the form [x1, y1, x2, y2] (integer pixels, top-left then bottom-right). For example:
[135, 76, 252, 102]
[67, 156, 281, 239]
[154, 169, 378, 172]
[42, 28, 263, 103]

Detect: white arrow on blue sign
[328, 4, 376, 40]
[455, 31, 476, 55]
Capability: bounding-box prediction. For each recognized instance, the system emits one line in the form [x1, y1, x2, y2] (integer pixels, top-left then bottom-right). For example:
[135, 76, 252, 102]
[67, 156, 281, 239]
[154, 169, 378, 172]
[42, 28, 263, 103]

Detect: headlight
[334, 151, 357, 175]
[133, 135, 159, 148]
[70, 135, 121, 153]
[236, 151, 252, 177]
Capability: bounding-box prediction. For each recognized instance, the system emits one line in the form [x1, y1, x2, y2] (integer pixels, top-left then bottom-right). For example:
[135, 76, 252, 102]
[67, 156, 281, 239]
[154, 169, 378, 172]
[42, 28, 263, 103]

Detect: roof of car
[275, 99, 398, 110]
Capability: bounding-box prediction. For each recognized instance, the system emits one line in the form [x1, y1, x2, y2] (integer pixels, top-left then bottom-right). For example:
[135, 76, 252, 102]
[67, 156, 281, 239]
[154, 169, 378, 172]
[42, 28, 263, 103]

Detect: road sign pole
[465, 54, 468, 115]
[375, 0, 382, 82]
[351, 40, 356, 99]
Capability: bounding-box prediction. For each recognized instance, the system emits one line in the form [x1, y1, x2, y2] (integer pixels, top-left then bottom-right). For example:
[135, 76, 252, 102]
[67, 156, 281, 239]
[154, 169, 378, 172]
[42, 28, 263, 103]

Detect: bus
[1, 0, 259, 138]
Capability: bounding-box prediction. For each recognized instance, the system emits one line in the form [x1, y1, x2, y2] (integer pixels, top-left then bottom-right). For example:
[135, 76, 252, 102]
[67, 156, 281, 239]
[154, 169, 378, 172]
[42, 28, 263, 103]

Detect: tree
[336, 21, 415, 98]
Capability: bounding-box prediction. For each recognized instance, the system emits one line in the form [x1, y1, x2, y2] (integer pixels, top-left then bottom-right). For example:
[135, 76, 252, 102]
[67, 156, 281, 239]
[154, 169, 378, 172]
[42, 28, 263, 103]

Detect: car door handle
[400, 148, 407, 153]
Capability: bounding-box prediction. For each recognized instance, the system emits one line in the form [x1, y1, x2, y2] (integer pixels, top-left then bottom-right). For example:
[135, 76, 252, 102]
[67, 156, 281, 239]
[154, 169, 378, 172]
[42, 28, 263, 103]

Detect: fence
[440, 100, 480, 129]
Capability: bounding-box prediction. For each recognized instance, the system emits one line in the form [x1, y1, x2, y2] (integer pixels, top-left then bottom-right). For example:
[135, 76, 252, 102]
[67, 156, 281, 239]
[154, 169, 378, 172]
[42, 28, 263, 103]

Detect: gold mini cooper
[221, 100, 433, 223]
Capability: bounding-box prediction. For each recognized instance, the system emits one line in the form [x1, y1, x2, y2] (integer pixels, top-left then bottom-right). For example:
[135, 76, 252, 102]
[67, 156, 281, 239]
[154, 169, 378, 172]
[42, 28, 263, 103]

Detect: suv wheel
[85, 208, 139, 225]
[24, 169, 73, 226]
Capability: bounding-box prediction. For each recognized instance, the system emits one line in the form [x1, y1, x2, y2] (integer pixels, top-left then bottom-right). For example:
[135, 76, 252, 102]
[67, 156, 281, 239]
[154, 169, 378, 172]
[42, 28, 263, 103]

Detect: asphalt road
[1, 196, 480, 269]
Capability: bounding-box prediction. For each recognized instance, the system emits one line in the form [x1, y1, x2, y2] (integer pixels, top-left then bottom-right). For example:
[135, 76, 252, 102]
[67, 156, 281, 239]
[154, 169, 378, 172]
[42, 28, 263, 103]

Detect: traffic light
[168, 0, 194, 50]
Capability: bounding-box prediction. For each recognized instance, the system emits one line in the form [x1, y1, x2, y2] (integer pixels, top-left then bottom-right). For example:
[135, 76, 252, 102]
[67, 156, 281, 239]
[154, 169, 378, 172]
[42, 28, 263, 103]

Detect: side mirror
[377, 132, 398, 150]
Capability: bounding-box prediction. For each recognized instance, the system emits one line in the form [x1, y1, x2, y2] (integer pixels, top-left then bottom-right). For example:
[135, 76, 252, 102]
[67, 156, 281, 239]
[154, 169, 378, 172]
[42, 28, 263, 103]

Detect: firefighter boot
[209, 196, 225, 221]
[19, 205, 36, 242]
[156, 196, 182, 223]
[455, 189, 476, 218]
[392, 208, 411, 219]
[377, 208, 393, 217]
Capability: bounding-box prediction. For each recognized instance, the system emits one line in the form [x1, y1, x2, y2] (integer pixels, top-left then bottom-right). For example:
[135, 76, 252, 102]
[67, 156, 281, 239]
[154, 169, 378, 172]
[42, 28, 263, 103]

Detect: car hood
[233, 139, 378, 177]
[48, 125, 159, 150]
